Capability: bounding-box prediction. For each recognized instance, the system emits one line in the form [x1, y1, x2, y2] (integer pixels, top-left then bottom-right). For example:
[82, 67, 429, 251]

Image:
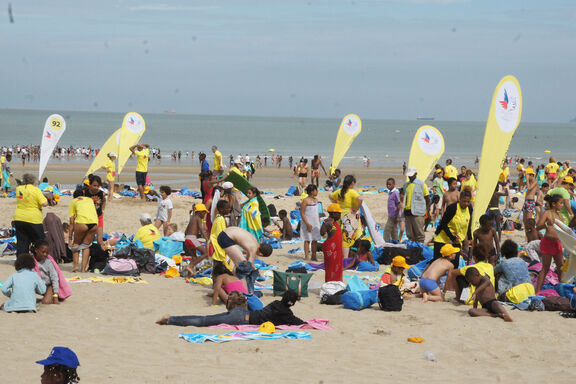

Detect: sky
[1, 0, 575, 122]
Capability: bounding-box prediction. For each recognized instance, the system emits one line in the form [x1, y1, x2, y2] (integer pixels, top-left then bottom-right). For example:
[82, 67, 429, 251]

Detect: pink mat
[209, 318, 331, 331]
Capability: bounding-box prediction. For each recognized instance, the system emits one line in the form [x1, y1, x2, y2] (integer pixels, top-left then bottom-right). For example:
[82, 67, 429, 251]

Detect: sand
[1, 166, 575, 383]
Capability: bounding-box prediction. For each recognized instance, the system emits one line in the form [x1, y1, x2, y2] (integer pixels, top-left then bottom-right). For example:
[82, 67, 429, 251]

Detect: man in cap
[184, 203, 210, 275]
[37, 346, 80, 384]
[402, 167, 430, 243]
[134, 213, 161, 249]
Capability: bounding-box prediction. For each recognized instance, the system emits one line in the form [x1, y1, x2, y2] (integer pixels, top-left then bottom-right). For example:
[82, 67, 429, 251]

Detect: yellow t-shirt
[214, 150, 223, 171]
[444, 165, 458, 179]
[460, 261, 495, 305]
[104, 159, 116, 182]
[69, 196, 98, 225]
[230, 166, 246, 178]
[434, 203, 470, 244]
[498, 167, 509, 183]
[13, 185, 48, 224]
[558, 167, 569, 179]
[210, 215, 229, 267]
[546, 162, 559, 174]
[135, 223, 161, 249]
[404, 183, 429, 211]
[330, 188, 360, 216]
[134, 148, 150, 173]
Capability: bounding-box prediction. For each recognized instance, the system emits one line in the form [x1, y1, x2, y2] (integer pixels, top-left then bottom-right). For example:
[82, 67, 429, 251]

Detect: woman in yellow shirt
[329, 175, 363, 257]
[461, 170, 477, 202]
[69, 189, 98, 272]
[101, 152, 117, 202]
[13, 173, 53, 255]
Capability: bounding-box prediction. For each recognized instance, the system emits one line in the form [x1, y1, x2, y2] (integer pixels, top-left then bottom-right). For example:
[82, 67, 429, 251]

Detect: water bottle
[424, 351, 437, 362]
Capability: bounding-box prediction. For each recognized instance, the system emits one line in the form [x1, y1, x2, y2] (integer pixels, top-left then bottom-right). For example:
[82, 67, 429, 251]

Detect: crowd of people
[3, 145, 576, 330]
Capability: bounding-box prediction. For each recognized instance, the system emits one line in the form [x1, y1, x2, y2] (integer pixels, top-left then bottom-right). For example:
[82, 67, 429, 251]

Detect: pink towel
[209, 318, 331, 331]
[34, 255, 73, 300]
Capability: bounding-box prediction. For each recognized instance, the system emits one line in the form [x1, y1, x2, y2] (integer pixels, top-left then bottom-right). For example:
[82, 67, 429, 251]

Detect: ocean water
[1, 108, 574, 167]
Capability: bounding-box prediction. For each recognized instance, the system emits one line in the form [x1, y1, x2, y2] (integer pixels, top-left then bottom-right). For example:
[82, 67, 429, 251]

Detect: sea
[1, 108, 574, 168]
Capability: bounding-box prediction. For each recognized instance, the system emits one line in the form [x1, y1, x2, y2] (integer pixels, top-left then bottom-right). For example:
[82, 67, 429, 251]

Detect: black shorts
[482, 299, 497, 313]
[135, 171, 147, 186]
[86, 223, 96, 230]
[217, 231, 236, 249]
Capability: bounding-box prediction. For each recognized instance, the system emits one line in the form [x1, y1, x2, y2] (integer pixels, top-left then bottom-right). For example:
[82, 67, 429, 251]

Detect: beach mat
[178, 331, 311, 344]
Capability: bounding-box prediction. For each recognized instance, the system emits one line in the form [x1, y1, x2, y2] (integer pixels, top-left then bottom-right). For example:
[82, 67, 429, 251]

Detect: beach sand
[1, 166, 574, 383]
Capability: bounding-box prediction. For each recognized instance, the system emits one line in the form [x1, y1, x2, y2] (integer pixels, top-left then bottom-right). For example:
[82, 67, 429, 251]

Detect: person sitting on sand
[420, 244, 458, 302]
[157, 290, 305, 327]
[184, 203, 210, 275]
[211, 262, 249, 306]
[134, 213, 161, 250]
[494, 239, 534, 303]
[275, 209, 294, 240]
[1, 253, 46, 313]
[31, 240, 61, 305]
[473, 214, 500, 265]
[465, 267, 513, 322]
[36, 346, 81, 384]
[447, 244, 495, 304]
[380, 255, 409, 287]
[216, 226, 273, 294]
[346, 239, 376, 269]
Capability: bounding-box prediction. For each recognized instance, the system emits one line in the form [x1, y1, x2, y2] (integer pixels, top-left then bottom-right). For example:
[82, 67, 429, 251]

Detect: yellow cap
[563, 176, 574, 185]
[194, 203, 208, 212]
[258, 321, 276, 334]
[327, 203, 342, 213]
[440, 244, 460, 257]
[525, 168, 535, 175]
[392, 256, 410, 269]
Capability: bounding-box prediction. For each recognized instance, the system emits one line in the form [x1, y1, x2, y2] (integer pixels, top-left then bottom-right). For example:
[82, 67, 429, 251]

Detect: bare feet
[422, 292, 429, 303]
[72, 267, 79, 273]
[156, 314, 170, 325]
[501, 313, 514, 322]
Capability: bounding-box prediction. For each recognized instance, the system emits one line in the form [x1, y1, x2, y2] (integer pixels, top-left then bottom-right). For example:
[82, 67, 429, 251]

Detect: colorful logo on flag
[417, 127, 443, 156]
[45, 131, 52, 139]
[499, 89, 509, 110]
[421, 132, 431, 144]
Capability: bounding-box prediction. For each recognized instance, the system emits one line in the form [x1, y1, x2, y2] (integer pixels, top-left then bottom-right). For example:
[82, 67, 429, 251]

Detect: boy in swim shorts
[216, 226, 273, 294]
[419, 244, 458, 302]
[465, 267, 513, 322]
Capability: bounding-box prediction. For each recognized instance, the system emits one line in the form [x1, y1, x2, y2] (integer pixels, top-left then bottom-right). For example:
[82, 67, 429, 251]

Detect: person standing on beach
[402, 167, 430, 243]
[289, 156, 293, 169]
[444, 159, 457, 180]
[297, 159, 309, 190]
[311, 155, 327, 187]
[384, 178, 401, 241]
[441, 178, 460, 215]
[212, 146, 223, 177]
[523, 168, 538, 229]
[13, 174, 54, 255]
[129, 143, 150, 200]
[101, 152, 117, 201]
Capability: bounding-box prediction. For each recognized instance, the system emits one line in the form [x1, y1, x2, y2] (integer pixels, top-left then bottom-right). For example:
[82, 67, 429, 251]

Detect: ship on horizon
[416, 117, 435, 121]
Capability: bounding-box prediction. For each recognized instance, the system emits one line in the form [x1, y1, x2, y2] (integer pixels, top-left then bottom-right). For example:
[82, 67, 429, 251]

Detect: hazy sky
[1, 0, 575, 122]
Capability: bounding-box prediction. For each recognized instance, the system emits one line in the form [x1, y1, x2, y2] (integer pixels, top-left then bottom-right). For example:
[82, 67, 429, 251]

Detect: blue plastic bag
[286, 186, 297, 196]
[346, 275, 368, 292]
[341, 289, 378, 310]
[356, 261, 379, 272]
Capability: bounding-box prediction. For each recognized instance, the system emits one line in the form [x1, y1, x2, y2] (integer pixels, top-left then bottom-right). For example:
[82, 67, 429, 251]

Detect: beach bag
[286, 186, 297, 196]
[273, 271, 312, 297]
[89, 244, 110, 272]
[102, 257, 139, 276]
[320, 290, 347, 305]
[346, 275, 368, 292]
[341, 289, 378, 310]
[267, 204, 278, 217]
[131, 247, 156, 274]
[320, 281, 347, 297]
[378, 285, 403, 311]
[542, 296, 572, 311]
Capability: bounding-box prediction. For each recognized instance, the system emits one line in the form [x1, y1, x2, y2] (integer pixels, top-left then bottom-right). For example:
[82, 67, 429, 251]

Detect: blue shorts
[217, 231, 236, 249]
[420, 277, 439, 292]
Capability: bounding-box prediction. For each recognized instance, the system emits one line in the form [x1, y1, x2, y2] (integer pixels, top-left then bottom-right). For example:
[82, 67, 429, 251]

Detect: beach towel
[239, 197, 263, 241]
[153, 237, 183, 258]
[178, 331, 312, 344]
[34, 255, 72, 300]
[67, 276, 147, 284]
[209, 319, 331, 331]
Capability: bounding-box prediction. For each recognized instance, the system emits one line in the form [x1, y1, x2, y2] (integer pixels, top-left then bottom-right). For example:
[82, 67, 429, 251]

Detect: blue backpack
[341, 289, 378, 310]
